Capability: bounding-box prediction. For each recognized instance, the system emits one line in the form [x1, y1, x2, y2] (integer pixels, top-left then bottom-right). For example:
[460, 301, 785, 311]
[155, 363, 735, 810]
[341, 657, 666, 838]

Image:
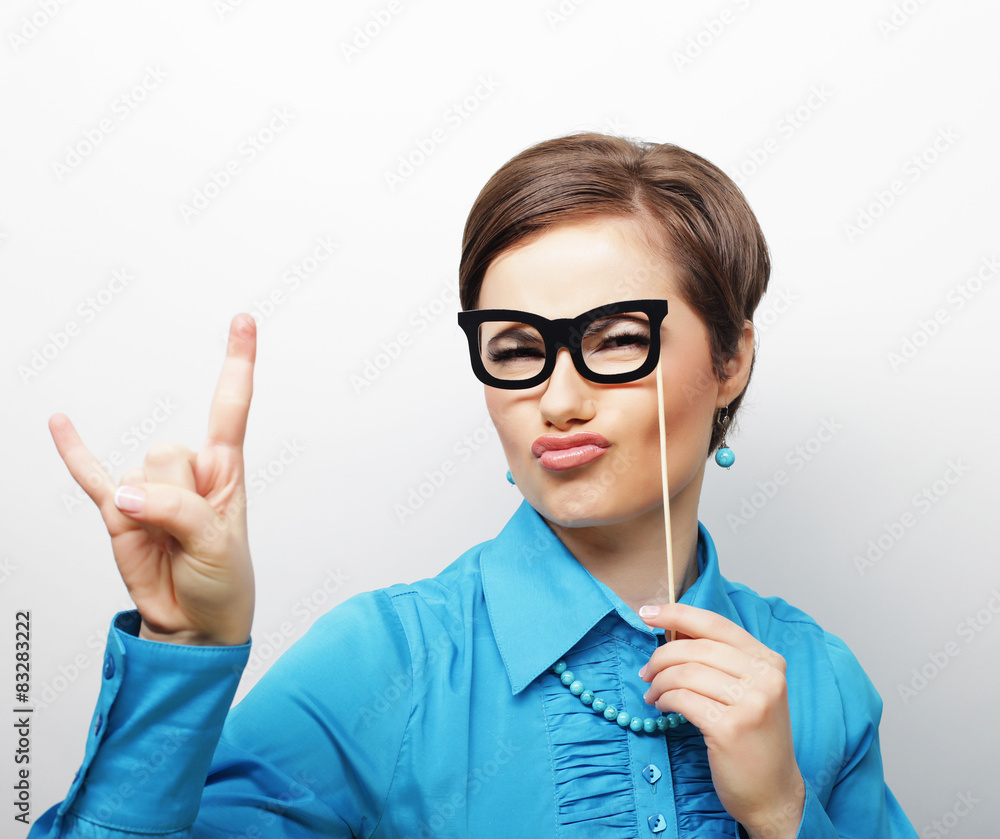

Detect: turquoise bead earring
[506, 470, 515, 485]
[714, 406, 735, 468]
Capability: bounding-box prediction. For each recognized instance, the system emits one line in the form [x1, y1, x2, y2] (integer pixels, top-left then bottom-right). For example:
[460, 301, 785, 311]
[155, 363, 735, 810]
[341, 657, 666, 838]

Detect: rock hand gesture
[48, 314, 257, 647]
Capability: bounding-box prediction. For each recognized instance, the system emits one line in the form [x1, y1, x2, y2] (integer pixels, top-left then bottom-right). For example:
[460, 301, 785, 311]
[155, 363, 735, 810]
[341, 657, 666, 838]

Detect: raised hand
[637, 603, 806, 839]
[49, 314, 257, 646]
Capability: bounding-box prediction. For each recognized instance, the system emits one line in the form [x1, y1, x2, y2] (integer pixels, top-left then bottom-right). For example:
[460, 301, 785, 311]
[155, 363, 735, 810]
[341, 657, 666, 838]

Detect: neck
[545, 470, 704, 617]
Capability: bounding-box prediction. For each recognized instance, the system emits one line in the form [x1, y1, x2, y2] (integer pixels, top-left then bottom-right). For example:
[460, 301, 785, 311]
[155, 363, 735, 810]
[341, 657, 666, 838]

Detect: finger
[120, 468, 146, 486]
[142, 442, 197, 493]
[648, 687, 721, 727]
[645, 661, 751, 708]
[641, 638, 760, 683]
[49, 413, 117, 508]
[639, 603, 770, 658]
[119, 466, 178, 553]
[206, 314, 256, 449]
[141, 444, 197, 556]
[111, 481, 234, 559]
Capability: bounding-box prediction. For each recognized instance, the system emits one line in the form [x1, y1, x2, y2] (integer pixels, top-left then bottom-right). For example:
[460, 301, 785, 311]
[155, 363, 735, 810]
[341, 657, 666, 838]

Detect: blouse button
[103, 653, 116, 679]
[647, 813, 666, 833]
[642, 764, 662, 787]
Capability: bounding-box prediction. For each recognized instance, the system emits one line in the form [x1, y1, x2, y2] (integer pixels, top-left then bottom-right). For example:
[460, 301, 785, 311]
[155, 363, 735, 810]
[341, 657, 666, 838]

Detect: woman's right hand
[48, 314, 257, 647]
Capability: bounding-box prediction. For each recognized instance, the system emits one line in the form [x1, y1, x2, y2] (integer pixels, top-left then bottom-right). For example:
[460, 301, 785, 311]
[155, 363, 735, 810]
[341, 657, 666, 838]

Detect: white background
[3, 0, 998, 835]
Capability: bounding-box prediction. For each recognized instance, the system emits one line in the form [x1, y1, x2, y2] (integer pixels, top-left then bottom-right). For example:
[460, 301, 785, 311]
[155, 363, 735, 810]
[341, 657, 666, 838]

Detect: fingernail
[638, 604, 660, 618]
[114, 486, 145, 513]
[638, 664, 647, 678]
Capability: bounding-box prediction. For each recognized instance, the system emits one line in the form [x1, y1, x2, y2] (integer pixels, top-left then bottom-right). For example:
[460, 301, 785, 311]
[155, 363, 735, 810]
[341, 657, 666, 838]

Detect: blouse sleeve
[29, 590, 413, 838]
[782, 634, 918, 839]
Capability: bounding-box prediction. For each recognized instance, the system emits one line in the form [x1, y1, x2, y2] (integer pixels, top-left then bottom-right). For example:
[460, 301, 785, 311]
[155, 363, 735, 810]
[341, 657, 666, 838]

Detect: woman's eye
[488, 345, 545, 363]
[600, 330, 650, 350]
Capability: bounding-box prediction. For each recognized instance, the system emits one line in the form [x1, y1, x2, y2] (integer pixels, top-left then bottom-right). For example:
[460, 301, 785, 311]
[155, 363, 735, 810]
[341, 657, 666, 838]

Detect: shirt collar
[480, 499, 743, 695]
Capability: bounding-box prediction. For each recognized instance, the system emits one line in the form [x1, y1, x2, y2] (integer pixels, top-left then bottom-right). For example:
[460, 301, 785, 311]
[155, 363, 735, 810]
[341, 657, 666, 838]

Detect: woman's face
[478, 217, 751, 530]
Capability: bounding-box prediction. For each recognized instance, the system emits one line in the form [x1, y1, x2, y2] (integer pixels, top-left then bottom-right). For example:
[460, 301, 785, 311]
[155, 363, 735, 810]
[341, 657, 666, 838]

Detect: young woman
[32, 133, 918, 838]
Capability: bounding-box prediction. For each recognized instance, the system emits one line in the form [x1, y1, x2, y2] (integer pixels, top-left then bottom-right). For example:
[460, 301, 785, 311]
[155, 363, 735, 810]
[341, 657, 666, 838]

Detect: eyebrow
[580, 313, 650, 336]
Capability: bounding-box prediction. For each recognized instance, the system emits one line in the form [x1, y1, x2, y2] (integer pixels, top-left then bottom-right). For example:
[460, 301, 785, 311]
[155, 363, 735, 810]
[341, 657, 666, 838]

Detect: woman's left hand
[638, 602, 806, 839]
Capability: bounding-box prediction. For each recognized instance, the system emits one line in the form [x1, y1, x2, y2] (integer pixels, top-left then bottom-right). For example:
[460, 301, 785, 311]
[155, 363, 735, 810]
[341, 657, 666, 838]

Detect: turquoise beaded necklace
[552, 660, 689, 734]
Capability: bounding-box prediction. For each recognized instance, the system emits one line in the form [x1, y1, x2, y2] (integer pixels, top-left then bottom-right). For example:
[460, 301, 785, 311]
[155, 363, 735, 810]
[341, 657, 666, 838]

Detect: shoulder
[282, 537, 490, 666]
[724, 579, 882, 718]
[721, 579, 884, 787]
[381, 537, 490, 625]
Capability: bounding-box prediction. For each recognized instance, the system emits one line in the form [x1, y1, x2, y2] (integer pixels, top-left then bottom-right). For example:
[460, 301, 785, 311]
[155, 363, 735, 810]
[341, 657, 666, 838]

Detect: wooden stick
[654, 359, 676, 642]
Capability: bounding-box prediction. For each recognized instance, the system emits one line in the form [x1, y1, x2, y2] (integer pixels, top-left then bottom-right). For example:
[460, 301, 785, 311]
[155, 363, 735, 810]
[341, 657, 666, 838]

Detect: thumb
[113, 483, 239, 556]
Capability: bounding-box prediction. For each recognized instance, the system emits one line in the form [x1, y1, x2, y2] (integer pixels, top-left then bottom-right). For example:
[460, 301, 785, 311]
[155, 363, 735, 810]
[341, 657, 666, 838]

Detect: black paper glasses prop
[457, 299, 668, 389]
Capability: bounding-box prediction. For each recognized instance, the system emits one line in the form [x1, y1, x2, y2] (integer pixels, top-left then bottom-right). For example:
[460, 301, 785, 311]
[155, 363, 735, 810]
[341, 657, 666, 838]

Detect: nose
[538, 348, 596, 428]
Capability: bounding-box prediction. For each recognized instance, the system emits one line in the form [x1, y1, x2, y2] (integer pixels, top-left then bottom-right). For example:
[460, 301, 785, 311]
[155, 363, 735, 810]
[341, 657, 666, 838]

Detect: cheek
[637, 367, 717, 479]
[662, 368, 718, 462]
[484, 391, 522, 461]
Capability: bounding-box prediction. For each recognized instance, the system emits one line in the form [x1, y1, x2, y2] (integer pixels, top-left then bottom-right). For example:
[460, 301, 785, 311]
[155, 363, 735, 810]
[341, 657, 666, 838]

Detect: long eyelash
[488, 347, 543, 362]
[602, 329, 650, 346]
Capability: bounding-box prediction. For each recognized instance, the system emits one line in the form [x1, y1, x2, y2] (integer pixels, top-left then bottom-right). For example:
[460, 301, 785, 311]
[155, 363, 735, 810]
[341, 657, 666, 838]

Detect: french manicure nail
[638, 604, 660, 618]
[638, 664, 647, 678]
[114, 486, 145, 513]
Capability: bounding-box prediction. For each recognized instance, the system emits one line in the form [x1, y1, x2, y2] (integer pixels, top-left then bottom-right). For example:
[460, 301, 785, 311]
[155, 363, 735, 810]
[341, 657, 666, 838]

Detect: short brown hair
[459, 132, 771, 454]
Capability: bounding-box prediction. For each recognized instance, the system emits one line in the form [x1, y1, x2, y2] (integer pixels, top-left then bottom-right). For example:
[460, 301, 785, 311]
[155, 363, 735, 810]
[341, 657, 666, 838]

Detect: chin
[530, 486, 645, 530]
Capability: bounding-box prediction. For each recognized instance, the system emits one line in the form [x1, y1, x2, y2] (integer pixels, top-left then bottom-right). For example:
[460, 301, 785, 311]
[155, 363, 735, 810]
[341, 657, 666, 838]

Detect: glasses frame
[457, 298, 669, 390]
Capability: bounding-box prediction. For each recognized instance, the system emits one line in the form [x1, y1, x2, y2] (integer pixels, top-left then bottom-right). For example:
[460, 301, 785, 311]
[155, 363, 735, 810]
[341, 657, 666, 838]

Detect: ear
[717, 320, 755, 407]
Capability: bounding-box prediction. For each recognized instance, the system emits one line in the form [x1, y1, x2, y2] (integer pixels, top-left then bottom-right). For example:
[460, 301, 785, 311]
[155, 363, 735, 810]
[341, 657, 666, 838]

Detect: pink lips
[532, 433, 611, 471]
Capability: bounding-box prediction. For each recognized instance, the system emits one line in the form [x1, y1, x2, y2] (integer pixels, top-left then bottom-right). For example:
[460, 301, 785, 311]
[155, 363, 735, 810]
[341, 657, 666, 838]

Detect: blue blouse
[31, 499, 917, 838]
